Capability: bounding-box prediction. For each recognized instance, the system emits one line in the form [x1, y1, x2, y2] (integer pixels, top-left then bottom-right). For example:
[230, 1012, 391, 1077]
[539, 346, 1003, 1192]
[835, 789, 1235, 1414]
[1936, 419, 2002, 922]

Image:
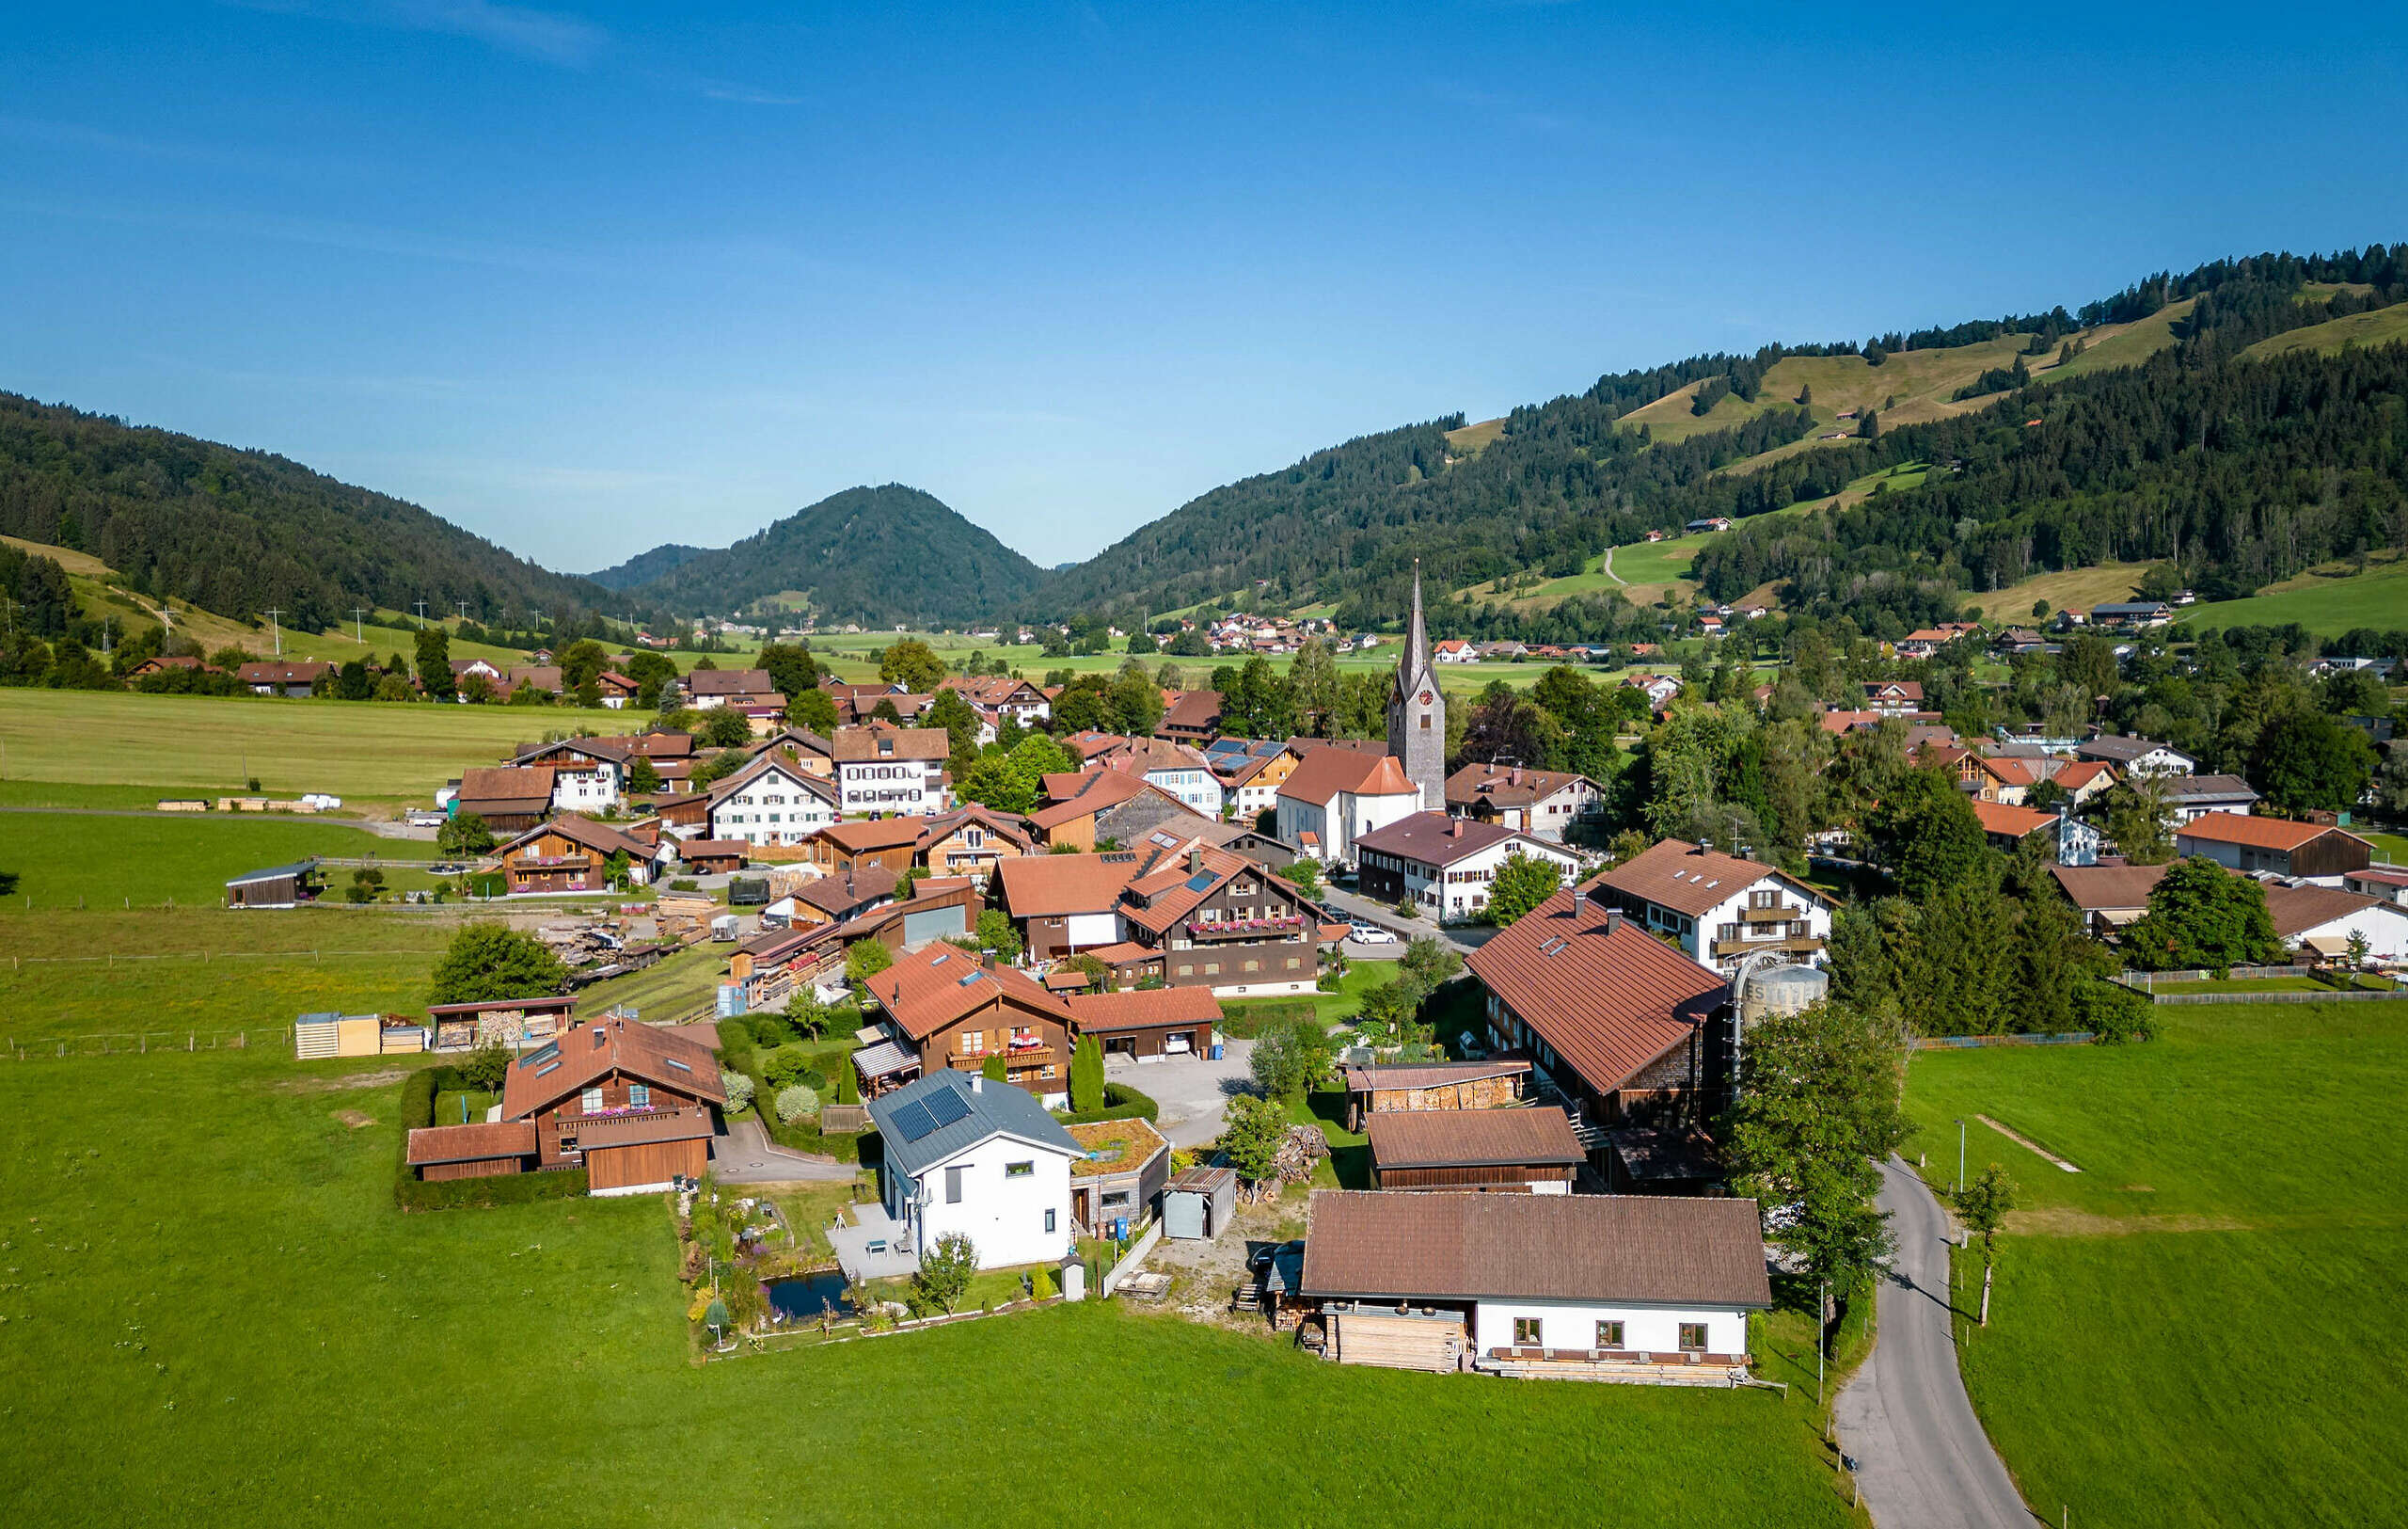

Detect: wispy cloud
[1429, 79, 1586, 135]
[0, 192, 620, 278]
[225, 0, 607, 68]
[697, 80, 806, 107]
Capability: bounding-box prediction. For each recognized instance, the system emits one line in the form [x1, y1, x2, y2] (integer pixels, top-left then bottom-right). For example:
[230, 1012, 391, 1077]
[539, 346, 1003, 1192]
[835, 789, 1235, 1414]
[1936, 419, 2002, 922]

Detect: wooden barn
[1339, 1056, 1532, 1131]
[1366, 1107, 1585, 1192]
[405, 1122, 536, 1181]
[226, 858, 323, 909]
[1064, 986, 1222, 1062]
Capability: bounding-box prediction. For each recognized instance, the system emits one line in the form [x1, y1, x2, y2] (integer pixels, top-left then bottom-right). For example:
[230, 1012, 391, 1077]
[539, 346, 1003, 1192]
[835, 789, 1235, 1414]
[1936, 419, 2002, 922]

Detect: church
[1386, 565, 1447, 810]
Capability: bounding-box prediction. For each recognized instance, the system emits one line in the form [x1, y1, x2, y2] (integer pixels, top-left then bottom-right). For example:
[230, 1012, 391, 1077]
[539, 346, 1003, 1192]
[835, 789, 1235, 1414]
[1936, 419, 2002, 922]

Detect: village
[223, 573, 2401, 1389]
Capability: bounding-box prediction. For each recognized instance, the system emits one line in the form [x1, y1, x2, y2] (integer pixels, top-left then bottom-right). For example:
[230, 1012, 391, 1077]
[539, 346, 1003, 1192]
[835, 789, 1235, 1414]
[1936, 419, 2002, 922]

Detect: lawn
[572, 941, 732, 1025]
[1219, 957, 1398, 1032]
[0, 1030, 1863, 1526]
[2241, 298, 2408, 359]
[0, 808, 419, 910]
[1901, 999, 2408, 1525]
[2365, 831, 2408, 866]
[0, 688, 577, 811]
[2176, 549, 2408, 641]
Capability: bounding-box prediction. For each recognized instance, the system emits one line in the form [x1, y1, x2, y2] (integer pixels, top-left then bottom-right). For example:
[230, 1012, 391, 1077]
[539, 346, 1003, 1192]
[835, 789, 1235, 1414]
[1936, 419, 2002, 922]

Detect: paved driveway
[1107, 1041, 1254, 1147]
[1835, 1155, 2035, 1529]
[1313, 884, 1497, 954]
[706, 1116, 858, 1184]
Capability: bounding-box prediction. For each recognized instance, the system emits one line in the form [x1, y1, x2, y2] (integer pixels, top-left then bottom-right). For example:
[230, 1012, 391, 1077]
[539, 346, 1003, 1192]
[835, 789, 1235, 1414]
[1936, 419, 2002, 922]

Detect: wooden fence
[7, 1028, 287, 1059]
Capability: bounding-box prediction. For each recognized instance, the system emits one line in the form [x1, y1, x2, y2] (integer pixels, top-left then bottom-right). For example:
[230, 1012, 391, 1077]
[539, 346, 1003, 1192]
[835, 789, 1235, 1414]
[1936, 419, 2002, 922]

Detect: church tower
[1387, 563, 1447, 810]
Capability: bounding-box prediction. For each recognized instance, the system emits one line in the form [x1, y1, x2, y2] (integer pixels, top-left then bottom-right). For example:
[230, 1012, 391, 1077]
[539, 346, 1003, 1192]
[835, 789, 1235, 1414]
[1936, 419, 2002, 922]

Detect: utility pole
[352, 607, 367, 645]
[1956, 1118, 1966, 1194]
[413, 600, 428, 630]
[456, 600, 468, 624]
[263, 608, 283, 657]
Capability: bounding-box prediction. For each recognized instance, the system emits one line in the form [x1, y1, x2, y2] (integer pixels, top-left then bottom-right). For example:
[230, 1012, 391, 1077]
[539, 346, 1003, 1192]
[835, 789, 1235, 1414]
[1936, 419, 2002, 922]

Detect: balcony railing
[1185, 915, 1307, 941]
[1711, 934, 1823, 959]
[1741, 904, 1800, 925]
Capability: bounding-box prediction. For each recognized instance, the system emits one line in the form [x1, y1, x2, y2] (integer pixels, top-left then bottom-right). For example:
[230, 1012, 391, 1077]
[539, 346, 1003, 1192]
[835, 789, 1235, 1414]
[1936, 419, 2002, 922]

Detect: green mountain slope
[0, 392, 625, 634]
[585, 542, 712, 592]
[626, 484, 1044, 628]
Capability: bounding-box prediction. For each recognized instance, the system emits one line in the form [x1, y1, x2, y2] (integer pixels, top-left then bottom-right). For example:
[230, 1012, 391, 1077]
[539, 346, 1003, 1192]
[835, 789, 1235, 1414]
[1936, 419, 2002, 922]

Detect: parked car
[1247, 1239, 1305, 1274]
[404, 810, 447, 828]
[1348, 923, 1398, 945]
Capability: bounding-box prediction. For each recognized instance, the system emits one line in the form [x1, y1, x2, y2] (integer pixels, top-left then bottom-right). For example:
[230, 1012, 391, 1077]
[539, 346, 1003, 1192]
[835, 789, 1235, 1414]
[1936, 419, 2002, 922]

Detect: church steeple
[1387, 561, 1446, 811]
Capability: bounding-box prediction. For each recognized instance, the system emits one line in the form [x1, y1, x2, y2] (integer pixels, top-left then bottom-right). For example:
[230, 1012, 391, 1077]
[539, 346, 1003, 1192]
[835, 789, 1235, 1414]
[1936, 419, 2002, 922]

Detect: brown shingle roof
[1340, 1057, 1532, 1091]
[793, 863, 899, 914]
[1590, 838, 1809, 918]
[498, 1018, 725, 1121]
[1297, 1190, 1772, 1308]
[2262, 884, 2396, 940]
[1353, 812, 1537, 868]
[405, 1121, 537, 1165]
[1465, 891, 1725, 1093]
[814, 818, 924, 853]
[1445, 762, 1594, 810]
[1365, 1106, 1584, 1170]
[994, 851, 1144, 916]
[1971, 799, 2060, 839]
[458, 766, 557, 811]
[684, 668, 778, 696]
[864, 944, 1070, 1041]
[831, 725, 949, 763]
[500, 813, 651, 861]
[1064, 986, 1223, 1033]
[2049, 863, 2170, 913]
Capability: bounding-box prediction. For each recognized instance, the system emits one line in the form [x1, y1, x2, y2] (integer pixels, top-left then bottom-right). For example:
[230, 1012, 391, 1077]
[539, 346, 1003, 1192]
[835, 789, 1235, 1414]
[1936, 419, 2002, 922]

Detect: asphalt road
[1311, 883, 1497, 954]
[1834, 1155, 2036, 1529]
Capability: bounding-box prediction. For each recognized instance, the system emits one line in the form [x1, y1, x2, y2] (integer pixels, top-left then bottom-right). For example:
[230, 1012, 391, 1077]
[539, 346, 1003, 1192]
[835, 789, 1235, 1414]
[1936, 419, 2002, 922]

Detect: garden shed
[1067, 1117, 1171, 1238]
[226, 858, 321, 909]
[1163, 1164, 1237, 1240]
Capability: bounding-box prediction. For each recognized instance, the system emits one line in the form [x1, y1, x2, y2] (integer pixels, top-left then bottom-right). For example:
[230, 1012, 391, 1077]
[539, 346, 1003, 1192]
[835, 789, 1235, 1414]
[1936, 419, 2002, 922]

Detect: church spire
[1396, 559, 1431, 700]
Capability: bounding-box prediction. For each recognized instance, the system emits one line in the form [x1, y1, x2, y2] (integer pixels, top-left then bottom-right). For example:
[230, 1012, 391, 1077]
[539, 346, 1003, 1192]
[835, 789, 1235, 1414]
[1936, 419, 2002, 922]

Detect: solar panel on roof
[1184, 870, 1216, 892]
[924, 1089, 970, 1127]
[890, 1100, 938, 1142]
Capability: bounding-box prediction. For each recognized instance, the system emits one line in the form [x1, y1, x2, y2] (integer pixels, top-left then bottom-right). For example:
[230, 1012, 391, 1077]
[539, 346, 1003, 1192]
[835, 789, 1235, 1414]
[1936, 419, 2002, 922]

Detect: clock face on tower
[1418, 690, 1433, 706]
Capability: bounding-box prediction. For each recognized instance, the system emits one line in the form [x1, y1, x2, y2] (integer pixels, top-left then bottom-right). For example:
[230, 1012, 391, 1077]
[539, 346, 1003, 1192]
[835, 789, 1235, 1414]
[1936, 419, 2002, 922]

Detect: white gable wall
[1471, 1298, 1751, 1359]
[909, 1131, 1076, 1270]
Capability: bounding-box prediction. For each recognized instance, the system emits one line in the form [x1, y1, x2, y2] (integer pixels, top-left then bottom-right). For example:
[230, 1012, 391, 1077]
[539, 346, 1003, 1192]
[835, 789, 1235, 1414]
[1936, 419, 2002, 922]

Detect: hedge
[1055, 1080, 1159, 1126]
[393, 1064, 588, 1211]
[1216, 1000, 1318, 1040]
[719, 1022, 863, 1162]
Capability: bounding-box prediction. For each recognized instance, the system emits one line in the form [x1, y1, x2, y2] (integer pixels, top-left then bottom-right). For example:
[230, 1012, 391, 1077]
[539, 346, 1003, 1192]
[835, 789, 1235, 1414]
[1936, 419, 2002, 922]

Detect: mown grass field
[2242, 299, 2408, 358]
[0, 809, 421, 910]
[806, 629, 1542, 693]
[2177, 549, 2408, 640]
[0, 689, 561, 811]
[1902, 1000, 2408, 1526]
[0, 799, 1866, 1528]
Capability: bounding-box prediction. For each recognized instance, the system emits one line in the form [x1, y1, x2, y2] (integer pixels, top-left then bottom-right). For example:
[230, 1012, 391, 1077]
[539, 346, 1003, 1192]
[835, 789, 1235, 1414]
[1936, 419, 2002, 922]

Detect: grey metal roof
[225, 858, 318, 885]
[865, 1069, 1078, 1177]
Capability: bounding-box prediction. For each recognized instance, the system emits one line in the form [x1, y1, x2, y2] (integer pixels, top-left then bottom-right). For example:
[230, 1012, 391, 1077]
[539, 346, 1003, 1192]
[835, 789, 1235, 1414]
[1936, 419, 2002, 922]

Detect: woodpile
[654, 894, 718, 942]
[534, 920, 626, 967]
[1244, 1124, 1329, 1202]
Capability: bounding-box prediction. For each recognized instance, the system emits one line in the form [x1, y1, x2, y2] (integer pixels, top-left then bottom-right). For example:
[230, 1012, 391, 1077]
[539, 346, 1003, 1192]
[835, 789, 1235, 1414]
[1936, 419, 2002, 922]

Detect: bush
[2075, 980, 2152, 1044]
[721, 1070, 756, 1113]
[1217, 1000, 1317, 1040]
[716, 1019, 759, 1075]
[774, 1084, 821, 1123]
[762, 1043, 814, 1089]
[1056, 1080, 1159, 1125]
[669, 878, 698, 892]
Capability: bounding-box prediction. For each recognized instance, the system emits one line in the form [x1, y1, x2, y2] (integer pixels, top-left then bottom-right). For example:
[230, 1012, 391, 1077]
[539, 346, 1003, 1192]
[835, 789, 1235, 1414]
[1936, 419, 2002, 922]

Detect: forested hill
[585, 541, 711, 592]
[1042, 244, 2408, 629]
[0, 393, 625, 633]
[622, 484, 1045, 628]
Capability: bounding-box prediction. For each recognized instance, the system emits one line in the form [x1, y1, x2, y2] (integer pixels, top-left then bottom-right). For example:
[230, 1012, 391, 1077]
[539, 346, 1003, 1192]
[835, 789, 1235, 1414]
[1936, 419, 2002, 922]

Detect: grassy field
[0, 689, 563, 811]
[1961, 561, 2163, 625]
[806, 629, 1544, 693]
[1902, 1000, 2408, 1526]
[2176, 549, 2408, 640]
[2242, 299, 2408, 359]
[0, 809, 428, 909]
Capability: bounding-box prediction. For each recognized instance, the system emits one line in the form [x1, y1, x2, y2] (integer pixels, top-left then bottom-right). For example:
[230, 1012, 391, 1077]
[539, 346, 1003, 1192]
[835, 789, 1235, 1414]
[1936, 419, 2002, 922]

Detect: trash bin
[1208, 1043, 1225, 1061]
[1112, 1216, 1128, 1242]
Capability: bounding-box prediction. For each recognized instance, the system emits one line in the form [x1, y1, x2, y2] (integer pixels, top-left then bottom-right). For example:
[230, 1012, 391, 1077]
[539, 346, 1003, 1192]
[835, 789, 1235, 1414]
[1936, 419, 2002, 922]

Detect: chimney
[1509, 767, 1521, 787]
[1606, 908, 1622, 934]
[1450, 818, 1465, 838]
[1571, 886, 1587, 916]
[1696, 839, 1712, 856]
[1188, 846, 1204, 874]
[970, 1074, 983, 1093]
[981, 951, 997, 972]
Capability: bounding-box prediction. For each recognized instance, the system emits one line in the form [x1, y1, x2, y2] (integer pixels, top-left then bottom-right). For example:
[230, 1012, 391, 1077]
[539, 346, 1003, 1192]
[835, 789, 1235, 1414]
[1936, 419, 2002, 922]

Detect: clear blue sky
[4, 4, 2403, 574]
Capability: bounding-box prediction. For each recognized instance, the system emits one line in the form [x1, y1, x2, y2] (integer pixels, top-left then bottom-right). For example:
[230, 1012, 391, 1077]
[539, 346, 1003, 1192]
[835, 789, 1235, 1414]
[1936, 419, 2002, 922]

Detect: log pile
[1241, 1124, 1329, 1202]
[533, 920, 626, 968]
[654, 894, 719, 942]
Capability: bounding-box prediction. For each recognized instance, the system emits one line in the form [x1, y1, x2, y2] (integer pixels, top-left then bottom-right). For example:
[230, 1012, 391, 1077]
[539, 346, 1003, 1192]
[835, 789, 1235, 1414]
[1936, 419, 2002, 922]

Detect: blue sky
[4, 3, 2403, 574]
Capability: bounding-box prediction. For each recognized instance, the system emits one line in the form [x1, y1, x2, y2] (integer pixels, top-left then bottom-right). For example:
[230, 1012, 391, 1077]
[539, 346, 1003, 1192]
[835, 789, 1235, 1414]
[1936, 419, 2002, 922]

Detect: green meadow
[1903, 1001, 2408, 1526]
[2177, 550, 2408, 641]
[0, 814, 1866, 1527]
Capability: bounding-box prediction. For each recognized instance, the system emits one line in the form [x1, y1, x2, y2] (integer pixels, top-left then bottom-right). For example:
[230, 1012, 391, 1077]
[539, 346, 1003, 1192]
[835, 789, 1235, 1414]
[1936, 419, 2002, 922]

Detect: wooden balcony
[1740, 903, 1801, 925]
[1185, 916, 1307, 942]
[1711, 933, 1822, 959]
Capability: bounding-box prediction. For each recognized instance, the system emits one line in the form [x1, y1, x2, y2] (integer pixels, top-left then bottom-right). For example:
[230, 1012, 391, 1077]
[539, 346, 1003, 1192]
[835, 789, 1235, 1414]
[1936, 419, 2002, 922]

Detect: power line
[262, 608, 283, 657]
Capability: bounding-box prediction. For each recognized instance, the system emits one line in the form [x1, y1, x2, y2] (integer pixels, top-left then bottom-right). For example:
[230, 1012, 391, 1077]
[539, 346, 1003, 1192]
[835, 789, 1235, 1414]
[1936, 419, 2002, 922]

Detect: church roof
[1391, 565, 1439, 705]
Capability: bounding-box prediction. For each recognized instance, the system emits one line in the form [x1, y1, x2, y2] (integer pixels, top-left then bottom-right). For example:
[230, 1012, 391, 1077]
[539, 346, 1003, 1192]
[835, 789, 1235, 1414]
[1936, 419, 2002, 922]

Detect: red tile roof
[1064, 986, 1223, 1033]
[831, 725, 949, 763]
[1353, 812, 1538, 868]
[1275, 746, 1416, 804]
[863, 944, 1070, 1041]
[405, 1121, 537, 1165]
[1970, 799, 2060, 839]
[1445, 761, 1594, 810]
[994, 851, 1146, 916]
[2177, 813, 2368, 852]
[1465, 890, 1726, 1093]
[498, 1018, 725, 1121]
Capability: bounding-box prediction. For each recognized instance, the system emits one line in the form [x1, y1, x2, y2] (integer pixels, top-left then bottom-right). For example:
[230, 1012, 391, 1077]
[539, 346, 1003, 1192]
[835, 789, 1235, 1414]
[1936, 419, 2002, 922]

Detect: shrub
[763, 1043, 813, 1089]
[1031, 1265, 1057, 1299]
[1216, 1000, 1316, 1040]
[721, 1071, 756, 1113]
[716, 1019, 759, 1075]
[2075, 980, 2152, 1045]
[461, 1042, 512, 1091]
[802, 1067, 828, 1092]
[669, 878, 698, 892]
[1055, 1080, 1159, 1126]
[749, 1014, 792, 1048]
[774, 1084, 821, 1123]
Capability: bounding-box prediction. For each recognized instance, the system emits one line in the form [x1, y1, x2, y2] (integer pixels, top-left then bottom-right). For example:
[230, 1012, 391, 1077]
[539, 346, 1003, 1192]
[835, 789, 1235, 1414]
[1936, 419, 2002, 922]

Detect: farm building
[493, 815, 662, 894]
[2262, 884, 2408, 964]
[1296, 1190, 1769, 1378]
[2174, 814, 2374, 883]
[1365, 1107, 1585, 1192]
[226, 858, 323, 909]
[1339, 1056, 1532, 1130]
[424, 994, 578, 1053]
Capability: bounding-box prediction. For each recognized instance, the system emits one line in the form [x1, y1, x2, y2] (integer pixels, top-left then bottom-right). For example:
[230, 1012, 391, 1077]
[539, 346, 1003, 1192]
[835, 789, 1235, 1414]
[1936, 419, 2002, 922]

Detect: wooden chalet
[494, 815, 659, 894]
[916, 804, 1038, 877]
[1365, 1107, 1585, 1192]
[676, 839, 748, 875]
[405, 1017, 727, 1193]
[225, 858, 323, 909]
[857, 944, 1076, 1106]
[728, 876, 985, 1011]
[1117, 843, 1321, 995]
[454, 767, 558, 833]
[1339, 1056, 1532, 1130]
[805, 818, 923, 877]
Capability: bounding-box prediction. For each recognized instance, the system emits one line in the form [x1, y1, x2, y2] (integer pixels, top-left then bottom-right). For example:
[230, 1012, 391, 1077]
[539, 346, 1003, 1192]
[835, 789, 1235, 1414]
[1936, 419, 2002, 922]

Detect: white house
[1297, 1190, 1769, 1376]
[1432, 639, 1478, 663]
[864, 1071, 1079, 1272]
[1443, 762, 1605, 842]
[1274, 747, 1421, 866]
[1114, 737, 1223, 817]
[704, 756, 839, 849]
[2158, 773, 2260, 822]
[832, 726, 951, 817]
[2264, 885, 2408, 965]
[1353, 814, 1583, 921]
[1587, 837, 1835, 975]
[509, 739, 627, 812]
[2074, 735, 2195, 776]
